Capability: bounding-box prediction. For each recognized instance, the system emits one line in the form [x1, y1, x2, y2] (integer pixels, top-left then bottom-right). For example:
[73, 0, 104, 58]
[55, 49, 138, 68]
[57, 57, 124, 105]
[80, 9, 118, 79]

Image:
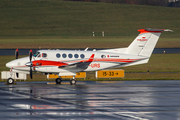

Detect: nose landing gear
[7, 78, 14, 84]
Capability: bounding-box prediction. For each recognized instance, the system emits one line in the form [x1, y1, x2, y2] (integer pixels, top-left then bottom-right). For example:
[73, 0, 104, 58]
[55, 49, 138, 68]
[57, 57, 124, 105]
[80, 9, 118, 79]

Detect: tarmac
[0, 80, 180, 120]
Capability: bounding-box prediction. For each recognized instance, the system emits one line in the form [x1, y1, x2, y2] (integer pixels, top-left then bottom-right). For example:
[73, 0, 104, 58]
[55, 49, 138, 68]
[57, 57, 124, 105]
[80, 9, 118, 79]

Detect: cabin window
[42, 53, 47, 58]
[80, 54, 85, 58]
[62, 53, 67, 58]
[74, 54, 79, 58]
[68, 54, 73, 58]
[56, 53, 61, 58]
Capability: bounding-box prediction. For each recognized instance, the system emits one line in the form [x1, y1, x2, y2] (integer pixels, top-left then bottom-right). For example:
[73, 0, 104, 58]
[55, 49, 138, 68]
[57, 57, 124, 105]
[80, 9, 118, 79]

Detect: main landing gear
[70, 79, 77, 85]
[55, 77, 77, 85]
[55, 78, 62, 84]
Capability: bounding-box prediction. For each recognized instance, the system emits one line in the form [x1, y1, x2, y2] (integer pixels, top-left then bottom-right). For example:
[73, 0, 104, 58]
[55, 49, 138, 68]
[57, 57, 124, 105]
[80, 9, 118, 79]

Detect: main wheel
[70, 79, 76, 85]
[7, 78, 14, 84]
[55, 78, 62, 84]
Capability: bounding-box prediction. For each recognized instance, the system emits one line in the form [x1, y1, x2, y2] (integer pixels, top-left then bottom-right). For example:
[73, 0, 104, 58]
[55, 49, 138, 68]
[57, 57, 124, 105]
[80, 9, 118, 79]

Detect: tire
[55, 78, 62, 84]
[7, 78, 14, 84]
[70, 79, 76, 85]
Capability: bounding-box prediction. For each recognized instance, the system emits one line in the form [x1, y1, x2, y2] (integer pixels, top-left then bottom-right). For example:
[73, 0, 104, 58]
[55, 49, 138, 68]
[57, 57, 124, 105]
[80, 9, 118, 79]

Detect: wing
[58, 54, 95, 70]
[32, 54, 95, 71]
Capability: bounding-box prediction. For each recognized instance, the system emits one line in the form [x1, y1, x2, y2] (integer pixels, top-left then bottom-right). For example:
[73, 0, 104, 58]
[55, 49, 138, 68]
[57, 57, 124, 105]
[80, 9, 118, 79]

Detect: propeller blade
[15, 49, 19, 59]
[15, 49, 19, 78]
[29, 50, 33, 62]
[28, 50, 33, 79]
[30, 67, 33, 79]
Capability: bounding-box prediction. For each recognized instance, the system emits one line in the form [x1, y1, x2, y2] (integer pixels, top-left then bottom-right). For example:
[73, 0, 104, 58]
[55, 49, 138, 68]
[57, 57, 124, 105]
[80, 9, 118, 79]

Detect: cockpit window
[34, 52, 41, 57]
[42, 53, 47, 58]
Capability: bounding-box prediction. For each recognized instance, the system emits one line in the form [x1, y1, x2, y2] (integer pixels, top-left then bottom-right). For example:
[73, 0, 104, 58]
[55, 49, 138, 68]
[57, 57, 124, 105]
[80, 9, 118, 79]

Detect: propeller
[29, 49, 32, 62]
[29, 50, 33, 79]
[15, 49, 19, 78]
[25, 50, 33, 79]
[15, 49, 19, 59]
[30, 66, 33, 79]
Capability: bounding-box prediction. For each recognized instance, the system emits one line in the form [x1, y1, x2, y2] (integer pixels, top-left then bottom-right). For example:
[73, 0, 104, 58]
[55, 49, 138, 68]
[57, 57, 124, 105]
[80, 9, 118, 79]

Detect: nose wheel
[7, 78, 14, 84]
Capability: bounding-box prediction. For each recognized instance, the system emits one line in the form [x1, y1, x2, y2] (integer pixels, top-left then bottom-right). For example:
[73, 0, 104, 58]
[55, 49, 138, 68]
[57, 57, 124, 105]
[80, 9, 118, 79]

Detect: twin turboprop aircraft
[6, 29, 172, 85]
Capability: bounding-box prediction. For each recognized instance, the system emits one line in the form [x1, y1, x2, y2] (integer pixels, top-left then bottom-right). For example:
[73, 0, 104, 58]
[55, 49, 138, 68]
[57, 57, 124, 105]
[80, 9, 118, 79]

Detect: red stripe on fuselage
[32, 60, 68, 67]
[94, 58, 138, 63]
[32, 58, 138, 67]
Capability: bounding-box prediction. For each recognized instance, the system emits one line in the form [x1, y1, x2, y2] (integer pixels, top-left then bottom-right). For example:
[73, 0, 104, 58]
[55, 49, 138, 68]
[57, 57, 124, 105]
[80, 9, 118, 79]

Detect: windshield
[34, 52, 41, 57]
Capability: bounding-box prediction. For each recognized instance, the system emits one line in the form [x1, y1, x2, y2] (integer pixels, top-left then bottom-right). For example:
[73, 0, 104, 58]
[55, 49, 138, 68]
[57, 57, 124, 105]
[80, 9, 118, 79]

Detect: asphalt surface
[0, 80, 180, 120]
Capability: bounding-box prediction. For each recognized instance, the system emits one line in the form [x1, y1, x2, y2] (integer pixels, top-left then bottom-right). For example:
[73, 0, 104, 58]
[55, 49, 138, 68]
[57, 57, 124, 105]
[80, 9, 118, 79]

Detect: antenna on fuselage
[84, 47, 89, 51]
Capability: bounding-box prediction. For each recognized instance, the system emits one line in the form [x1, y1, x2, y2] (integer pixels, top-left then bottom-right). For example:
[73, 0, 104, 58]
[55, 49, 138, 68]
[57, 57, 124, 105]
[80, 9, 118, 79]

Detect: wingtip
[164, 29, 173, 32]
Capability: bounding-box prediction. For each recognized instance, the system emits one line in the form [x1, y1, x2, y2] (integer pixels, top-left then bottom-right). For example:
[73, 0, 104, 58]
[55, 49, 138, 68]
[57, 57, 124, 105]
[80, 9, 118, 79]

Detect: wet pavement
[0, 80, 180, 120]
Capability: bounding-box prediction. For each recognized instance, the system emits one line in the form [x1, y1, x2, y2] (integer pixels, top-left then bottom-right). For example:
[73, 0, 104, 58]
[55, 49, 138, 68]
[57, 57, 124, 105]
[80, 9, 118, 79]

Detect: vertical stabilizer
[125, 29, 172, 57]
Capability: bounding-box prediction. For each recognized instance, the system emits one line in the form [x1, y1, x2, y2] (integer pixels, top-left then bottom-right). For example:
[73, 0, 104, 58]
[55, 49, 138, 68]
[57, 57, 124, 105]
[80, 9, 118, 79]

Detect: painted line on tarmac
[96, 81, 124, 84]
[47, 81, 123, 85]
[47, 82, 86, 85]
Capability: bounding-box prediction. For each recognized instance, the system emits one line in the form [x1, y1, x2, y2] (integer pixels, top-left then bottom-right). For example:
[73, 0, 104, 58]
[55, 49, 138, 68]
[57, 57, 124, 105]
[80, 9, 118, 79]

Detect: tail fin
[125, 29, 172, 57]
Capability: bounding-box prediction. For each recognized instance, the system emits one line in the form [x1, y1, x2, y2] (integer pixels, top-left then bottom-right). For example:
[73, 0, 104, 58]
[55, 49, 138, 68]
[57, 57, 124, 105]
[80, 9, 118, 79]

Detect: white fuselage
[6, 49, 147, 75]
[6, 28, 171, 77]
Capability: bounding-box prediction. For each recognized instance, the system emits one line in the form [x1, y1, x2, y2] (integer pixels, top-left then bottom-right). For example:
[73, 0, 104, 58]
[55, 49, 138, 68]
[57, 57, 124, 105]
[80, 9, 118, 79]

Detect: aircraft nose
[6, 61, 15, 68]
[6, 57, 29, 69]
[6, 61, 17, 68]
[6, 62, 12, 68]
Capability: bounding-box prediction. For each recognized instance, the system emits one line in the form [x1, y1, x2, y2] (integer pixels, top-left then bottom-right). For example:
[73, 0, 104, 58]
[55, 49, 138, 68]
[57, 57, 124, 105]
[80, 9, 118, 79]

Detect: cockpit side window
[42, 53, 47, 58]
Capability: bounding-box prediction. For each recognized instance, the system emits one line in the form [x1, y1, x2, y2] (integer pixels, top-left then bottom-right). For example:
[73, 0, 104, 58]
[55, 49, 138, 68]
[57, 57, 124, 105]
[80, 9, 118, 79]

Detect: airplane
[5, 28, 172, 85]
